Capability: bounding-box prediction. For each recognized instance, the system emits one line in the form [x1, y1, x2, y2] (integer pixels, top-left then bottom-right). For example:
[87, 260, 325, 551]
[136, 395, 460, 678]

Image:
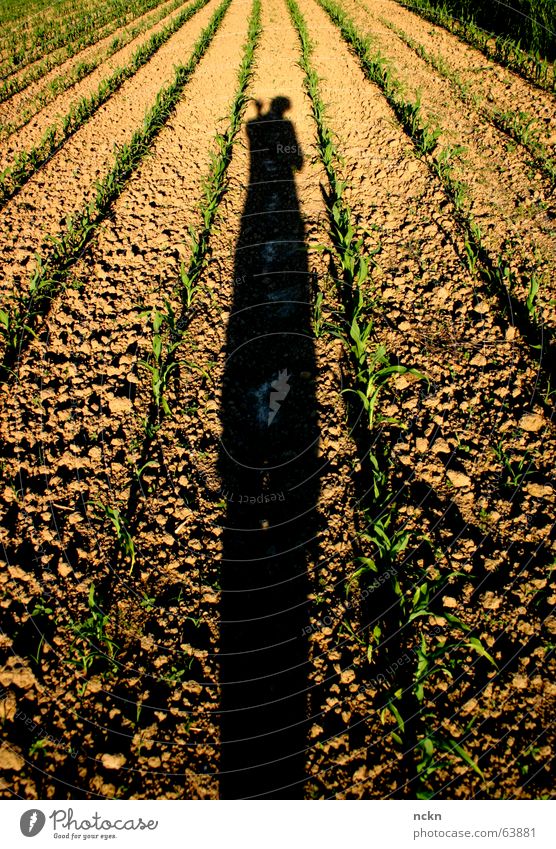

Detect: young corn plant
[312, 291, 325, 337]
[139, 302, 180, 419]
[464, 233, 480, 276]
[346, 341, 426, 431]
[89, 500, 136, 575]
[397, 94, 441, 155]
[0, 253, 62, 374]
[493, 440, 535, 491]
[526, 272, 541, 320]
[415, 726, 485, 796]
[68, 583, 120, 675]
[353, 515, 411, 592]
[179, 255, 198, 312]
[0, 301, 34, 363]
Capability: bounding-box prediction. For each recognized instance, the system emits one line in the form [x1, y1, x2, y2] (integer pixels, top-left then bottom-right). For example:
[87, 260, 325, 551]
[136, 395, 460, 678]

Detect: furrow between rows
[196, 0, 363, 798]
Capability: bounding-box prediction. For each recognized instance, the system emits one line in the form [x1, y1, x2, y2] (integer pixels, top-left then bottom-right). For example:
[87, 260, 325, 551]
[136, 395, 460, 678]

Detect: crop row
[86, 0, 261, 587]
[0, 0, 192, 139]
[0, 0, 233, 380]
[0, 0, 171, 101]
[317, 0, 555, 383]
[396, 0, 556, 92]
[378, 13, 556, 187]
[0, 0, 211, 208]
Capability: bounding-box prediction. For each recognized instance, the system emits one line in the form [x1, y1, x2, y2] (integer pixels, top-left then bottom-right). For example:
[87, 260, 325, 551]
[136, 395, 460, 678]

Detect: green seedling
[464, 235, 480, 276]
[341, 339, 426, 430]
[526, 272, 541, 319]
[493, 440, 535, 490]
[337, 617, 366, 647]
[134, 459, 158, 483]
[416, 728, 484, 789]
[29, 634, 45, 666]
[30, 599, 54, 618]
[398, 94, 441, 155]
[140, 592, 156, 612]
[433, 143, 466, 181]
[139, 302, 180, 417]
[313, 291, 324, 337]
[163, 661, 193, 684]
[179, 260, 198, 310]
[68, 583, 119, 674]
[90, 500, 136, 574]
[380, 694, 405, 745]
[0, 299, 35, 358]
[29, 738, 49, 757]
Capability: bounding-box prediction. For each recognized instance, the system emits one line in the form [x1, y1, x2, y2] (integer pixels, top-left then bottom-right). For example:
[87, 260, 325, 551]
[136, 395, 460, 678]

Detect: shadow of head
[254, 95, 292, 119]
[269, 95, 291, 117]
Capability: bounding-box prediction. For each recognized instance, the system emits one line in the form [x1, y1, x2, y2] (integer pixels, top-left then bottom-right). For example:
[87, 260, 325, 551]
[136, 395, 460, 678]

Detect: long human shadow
[218, 97, 322, 799]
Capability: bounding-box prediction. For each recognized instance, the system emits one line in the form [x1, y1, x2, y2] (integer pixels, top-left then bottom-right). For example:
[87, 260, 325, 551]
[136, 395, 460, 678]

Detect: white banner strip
[1, 800, 555, 848]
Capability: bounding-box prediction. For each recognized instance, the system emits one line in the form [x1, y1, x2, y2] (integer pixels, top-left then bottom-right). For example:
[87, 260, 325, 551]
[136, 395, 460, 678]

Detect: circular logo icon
[20, 809, 46, 837]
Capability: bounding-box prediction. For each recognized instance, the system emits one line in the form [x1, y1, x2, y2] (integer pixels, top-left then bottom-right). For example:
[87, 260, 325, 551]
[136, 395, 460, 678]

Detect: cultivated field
[0, 0, 554, 800]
